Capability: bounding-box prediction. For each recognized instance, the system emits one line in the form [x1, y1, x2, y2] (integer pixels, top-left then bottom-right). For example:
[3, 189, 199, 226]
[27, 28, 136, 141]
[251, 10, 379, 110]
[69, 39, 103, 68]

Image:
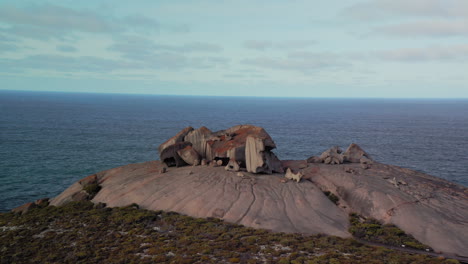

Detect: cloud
[0, 43, 19, 53]
[241, 52, 349, 73]
[244, 40, 316, 51]
[56, 45, 78, 53]
[0, 55, 142, 73]
[374, 20, 468, 37]
[374, 44, 468, 62]
[0, 4, 171, 40]
[0, 4, 115, 33]
[122, 15, 159, 32]
[109, 35, 222, 57]
[344, 0, 468, 20]
[244, 40, 272, 51]
[107, 35, 225, 69]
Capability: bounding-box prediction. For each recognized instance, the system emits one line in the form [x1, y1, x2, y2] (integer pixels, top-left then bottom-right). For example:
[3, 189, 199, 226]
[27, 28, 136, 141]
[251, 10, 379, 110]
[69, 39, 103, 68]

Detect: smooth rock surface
[51, 161, 349, 237]
[50, 160, 468, 256]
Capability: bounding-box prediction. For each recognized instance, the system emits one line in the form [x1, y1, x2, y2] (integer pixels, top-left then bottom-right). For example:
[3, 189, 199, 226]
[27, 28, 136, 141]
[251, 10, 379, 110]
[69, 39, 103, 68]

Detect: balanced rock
[343, 143, 372, 163]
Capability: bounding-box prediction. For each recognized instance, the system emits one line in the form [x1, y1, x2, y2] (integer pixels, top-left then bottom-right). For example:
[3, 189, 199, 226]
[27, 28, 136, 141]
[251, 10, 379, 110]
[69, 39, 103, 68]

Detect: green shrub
[83, 183, 101, 198]
[348, 213, 431, 251]
[323, 191, 339, 205]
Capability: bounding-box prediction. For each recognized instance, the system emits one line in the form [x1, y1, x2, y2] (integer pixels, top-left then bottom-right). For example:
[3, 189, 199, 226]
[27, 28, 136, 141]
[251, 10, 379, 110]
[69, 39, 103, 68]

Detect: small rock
[280, 179, 288, 183]
[201, 159, 207, 166]
[216, 160, 223, 166]
[344, 167, 356, 174]
[237, 172, 245, 178]
[160, 167, 167, 174]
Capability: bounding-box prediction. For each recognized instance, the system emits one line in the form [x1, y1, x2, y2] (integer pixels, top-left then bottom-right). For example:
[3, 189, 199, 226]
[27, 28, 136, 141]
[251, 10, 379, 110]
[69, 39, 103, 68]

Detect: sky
[0, 0, 467, 98]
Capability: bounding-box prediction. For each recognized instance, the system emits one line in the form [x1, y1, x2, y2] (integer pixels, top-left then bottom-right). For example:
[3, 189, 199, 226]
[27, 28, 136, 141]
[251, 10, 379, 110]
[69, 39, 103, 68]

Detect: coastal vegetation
[0, 202, 458, 264]
[348, 213, 431, 250]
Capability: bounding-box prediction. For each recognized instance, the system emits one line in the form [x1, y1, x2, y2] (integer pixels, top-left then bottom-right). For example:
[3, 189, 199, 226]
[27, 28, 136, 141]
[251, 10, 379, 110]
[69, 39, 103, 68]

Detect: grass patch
[349, 213, 432, 251]
[0, 202, 458, 263]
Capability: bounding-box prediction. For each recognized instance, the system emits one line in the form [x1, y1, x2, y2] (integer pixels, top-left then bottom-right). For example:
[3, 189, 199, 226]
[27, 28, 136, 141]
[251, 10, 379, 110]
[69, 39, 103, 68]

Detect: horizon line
[1, 89, 468, 100]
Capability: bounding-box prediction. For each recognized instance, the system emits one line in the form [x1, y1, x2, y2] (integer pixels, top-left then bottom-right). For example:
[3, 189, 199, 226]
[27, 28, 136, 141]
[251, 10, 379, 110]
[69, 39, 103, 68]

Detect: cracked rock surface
[50, 159, 468, 256]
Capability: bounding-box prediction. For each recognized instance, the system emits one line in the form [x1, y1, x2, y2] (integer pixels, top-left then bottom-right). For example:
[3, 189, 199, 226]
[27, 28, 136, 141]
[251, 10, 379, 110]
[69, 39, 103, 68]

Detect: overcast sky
[1, 0, 467, 98]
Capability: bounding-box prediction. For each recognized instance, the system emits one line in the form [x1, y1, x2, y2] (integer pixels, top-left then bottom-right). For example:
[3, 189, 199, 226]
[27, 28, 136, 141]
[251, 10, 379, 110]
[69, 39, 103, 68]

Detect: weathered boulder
[158, 126, 194, 154]
[343, 143, 372, 163]
[183, 126, 212, 158]
[319, 146, 344, 165]
[159, 125, 282, 174]
[177, 145, 200, 166]
[245, 136, 283, 173]
[160, 142, 192, 167]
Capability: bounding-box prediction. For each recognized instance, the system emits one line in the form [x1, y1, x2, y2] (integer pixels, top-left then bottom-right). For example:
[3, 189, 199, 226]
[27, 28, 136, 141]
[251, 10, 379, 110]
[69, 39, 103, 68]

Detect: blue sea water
[1, 90, 467, 212]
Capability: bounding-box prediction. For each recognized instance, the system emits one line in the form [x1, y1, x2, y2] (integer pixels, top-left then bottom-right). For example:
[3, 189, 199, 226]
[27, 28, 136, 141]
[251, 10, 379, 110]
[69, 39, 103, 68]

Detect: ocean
[1, 90, 467, 212]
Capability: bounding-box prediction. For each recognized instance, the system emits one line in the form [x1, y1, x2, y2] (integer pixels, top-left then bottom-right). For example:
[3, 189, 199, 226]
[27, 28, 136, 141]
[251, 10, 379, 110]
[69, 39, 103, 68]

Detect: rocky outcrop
[319, 146, 344, 165]
[343, 143, 372, 163]
[49, 160, 468, 255]
[12, 198, 49, 215]
[307, 144, 373, 165]
[51, 161, 349, 238]
[159, 125, 283, 174]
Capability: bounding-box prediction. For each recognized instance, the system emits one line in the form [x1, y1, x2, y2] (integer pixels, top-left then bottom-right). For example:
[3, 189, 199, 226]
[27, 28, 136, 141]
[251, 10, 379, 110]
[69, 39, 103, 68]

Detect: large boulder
[177, 145, 201, 166]
[343, 143, 372, 163]
[158, 125, 282, 174]
[184, 126, 212, 158]
[160, 142, 192, 167]
[158, 127, 194, 154]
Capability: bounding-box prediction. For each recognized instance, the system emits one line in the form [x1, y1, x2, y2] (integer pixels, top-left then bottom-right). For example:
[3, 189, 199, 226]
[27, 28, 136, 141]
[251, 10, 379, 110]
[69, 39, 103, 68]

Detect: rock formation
[285, 168, 303, 182]
[159, 125, 283, 174]
[343, 143, 372, 163]
[43, 126, 467, 256]
[307, 143, 374, 165]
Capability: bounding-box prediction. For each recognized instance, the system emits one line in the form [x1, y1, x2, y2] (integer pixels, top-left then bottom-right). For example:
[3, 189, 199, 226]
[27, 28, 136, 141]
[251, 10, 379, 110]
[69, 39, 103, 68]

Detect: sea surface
[1, 90, 467, 212]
